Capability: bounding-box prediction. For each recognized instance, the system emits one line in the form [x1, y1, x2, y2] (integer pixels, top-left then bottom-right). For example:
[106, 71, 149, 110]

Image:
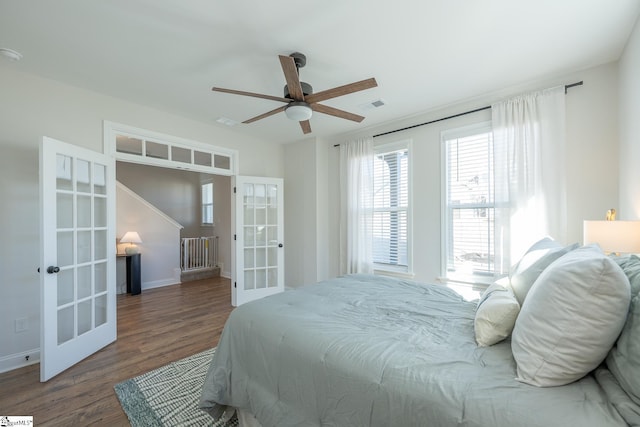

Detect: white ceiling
[1, 1, 639, 144]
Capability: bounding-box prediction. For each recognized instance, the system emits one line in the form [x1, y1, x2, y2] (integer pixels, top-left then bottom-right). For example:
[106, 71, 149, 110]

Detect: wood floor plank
[0, 278, 234, 426]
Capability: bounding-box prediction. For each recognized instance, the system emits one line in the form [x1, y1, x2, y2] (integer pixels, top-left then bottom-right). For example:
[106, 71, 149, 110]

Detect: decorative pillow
[611, 254, 640, 297]
[474, 281, 520, 347]
[511, 244, 631, 387]
[607, 255, 640, 405]
[509, 237, 578, 305]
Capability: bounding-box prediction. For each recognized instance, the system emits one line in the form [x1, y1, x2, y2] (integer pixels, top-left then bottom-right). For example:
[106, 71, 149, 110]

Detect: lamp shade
[284, 102, 313, 121]
[120, 231, 142, 244]
[583, 220, 640, 254]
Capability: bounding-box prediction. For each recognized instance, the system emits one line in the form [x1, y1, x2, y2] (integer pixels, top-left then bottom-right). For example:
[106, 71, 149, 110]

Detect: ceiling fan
[212, 52, 378, 135]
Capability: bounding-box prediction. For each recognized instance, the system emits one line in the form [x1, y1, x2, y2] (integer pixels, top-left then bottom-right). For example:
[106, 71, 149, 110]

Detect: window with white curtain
[373, 141, 411, 273]
[201, 181, 214, 225]
[442, 123, 496, 281]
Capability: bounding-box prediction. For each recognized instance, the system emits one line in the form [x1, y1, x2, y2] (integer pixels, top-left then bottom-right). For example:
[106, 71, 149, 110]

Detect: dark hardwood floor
[0, 277, 234, 426]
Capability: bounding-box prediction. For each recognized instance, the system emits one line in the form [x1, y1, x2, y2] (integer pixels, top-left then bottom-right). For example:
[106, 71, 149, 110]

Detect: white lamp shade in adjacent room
[120, 231, 142, 254]
[583, 220, 640, 254]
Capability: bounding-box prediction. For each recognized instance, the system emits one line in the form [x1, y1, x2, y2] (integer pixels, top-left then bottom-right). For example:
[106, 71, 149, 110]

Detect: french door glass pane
[77, 265, 92, 299]
[57, 193, 73, 229]
[95, 294, 107, 327]
[77, 300, 92, 336]
[94, 197, 107, 227]
[256, 248, 266, 268]
[244, 248, 254, 268]
[93, 163, 107, 195]
[57, 306, 74, 345]
[57, 231, 74, 267]
[95, 262, 107, 293]
[76, 159, 91, 193]
[57, 269, 74, 306]
[77, 195, 92, 228]
[56, 154, 73, 191]
[244, 270, 255, 290]
[256, 269, 267, 289]
[77, 231, 92, 264]
[268, 268, 277, 288]
[94, 230, 107, 260]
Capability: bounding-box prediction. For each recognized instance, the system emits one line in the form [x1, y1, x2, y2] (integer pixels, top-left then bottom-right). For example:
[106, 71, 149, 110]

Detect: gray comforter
[200, 274, 627, 426]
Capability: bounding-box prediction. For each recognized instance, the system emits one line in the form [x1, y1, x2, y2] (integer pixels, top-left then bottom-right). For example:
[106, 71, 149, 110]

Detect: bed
[200, 241, 640, 427]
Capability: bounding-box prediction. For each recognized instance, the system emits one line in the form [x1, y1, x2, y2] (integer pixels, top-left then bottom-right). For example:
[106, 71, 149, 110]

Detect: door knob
[278, 243, 283, 248]
[46, 266, 60, 274]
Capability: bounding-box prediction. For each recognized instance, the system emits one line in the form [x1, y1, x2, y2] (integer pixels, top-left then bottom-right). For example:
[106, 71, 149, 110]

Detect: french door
[40, 137, 116, 381]
[232, 176, 284, 306]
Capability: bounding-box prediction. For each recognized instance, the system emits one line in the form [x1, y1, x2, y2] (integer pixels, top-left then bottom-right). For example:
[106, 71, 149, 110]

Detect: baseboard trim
[0, 348, 40, 374]
[142, 278, 180, 291]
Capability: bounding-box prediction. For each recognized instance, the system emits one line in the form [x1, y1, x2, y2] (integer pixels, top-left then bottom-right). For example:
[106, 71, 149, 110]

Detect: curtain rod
[333, 80, 583, 146]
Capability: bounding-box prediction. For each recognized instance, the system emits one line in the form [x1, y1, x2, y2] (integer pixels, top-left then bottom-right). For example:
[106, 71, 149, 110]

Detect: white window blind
[444, 128, 495, 277]
[201, 182, 213, 225]
[373, 145, 409, 271]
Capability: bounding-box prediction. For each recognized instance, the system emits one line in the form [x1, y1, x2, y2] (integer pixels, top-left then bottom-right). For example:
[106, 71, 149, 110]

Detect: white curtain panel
[492, 86, 567, 271]
[339, 137, 374, 274]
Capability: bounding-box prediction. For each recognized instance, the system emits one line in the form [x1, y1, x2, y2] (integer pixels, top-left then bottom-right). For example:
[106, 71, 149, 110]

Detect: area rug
[114, 348, 238, 427]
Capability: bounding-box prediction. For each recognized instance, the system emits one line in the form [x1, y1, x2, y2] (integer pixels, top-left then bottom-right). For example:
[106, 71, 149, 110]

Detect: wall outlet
[15, 317, 28, 333]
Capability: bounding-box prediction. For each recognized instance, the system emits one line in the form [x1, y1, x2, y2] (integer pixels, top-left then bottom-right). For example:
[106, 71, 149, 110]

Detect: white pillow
[509, 237, 578, 305]
[511, 244, 630, 387]
[474, 281, 520, 347]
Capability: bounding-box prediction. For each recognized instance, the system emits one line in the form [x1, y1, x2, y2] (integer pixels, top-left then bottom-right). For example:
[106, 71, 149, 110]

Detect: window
[372, 141, 411, 273]
[201, 182, 213, 225]
[442, 123, 495, 280]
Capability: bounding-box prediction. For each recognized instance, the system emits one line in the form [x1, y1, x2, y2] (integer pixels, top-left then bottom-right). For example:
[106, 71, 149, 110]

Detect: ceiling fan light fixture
[285, 102, 312, 121]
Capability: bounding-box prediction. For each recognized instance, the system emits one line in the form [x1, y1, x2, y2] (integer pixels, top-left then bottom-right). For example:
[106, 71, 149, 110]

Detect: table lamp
[583, 220, 640, 255]
[120, 231, 142, 254]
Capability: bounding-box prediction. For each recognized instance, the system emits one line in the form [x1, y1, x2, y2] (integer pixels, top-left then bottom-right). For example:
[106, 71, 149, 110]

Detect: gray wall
[117, 162, 202, 237]
[116, 161, 232, 277]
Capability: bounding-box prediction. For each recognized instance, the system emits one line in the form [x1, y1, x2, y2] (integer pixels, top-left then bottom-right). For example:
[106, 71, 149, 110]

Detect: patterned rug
[114, 348, 238, 427]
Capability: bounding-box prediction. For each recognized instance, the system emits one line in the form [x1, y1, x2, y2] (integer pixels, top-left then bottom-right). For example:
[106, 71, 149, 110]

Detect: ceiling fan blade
[299, 120, 312, 134]
[243, 105, 287, 124]
[212, 87, 290, 103]
[279, 55, 305, 101]
[311, 103, 365, 123]
[304, 78, 378, 104]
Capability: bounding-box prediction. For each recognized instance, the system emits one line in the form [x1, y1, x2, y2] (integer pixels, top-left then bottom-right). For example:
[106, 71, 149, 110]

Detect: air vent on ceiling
[359, 98, 386, 111]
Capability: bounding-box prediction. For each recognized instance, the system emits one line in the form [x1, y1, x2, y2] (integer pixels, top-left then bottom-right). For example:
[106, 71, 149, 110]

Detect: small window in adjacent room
[442, 123, 496, 283]
[201, 181, 214, 225]
[373, 141, 411, 274]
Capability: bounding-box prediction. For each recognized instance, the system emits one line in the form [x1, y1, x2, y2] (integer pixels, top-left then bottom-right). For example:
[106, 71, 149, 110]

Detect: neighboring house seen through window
[373, 141, 411, 273]
[201, 181, 213, 225]
[442, 123, 496, 281]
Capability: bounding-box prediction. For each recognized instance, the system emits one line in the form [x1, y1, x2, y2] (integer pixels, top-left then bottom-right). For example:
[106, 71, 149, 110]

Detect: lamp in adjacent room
[583, 220, 640, 255]
[120, 231, 142, 255]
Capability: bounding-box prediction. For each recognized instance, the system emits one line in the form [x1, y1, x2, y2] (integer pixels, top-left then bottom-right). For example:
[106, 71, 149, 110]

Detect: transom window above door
[105, 121, 238, 176]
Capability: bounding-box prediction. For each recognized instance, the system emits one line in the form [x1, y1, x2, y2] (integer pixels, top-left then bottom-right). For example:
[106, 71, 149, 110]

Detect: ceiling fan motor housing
[284, 82, 313, 99]
[290, 52, 306, 68]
